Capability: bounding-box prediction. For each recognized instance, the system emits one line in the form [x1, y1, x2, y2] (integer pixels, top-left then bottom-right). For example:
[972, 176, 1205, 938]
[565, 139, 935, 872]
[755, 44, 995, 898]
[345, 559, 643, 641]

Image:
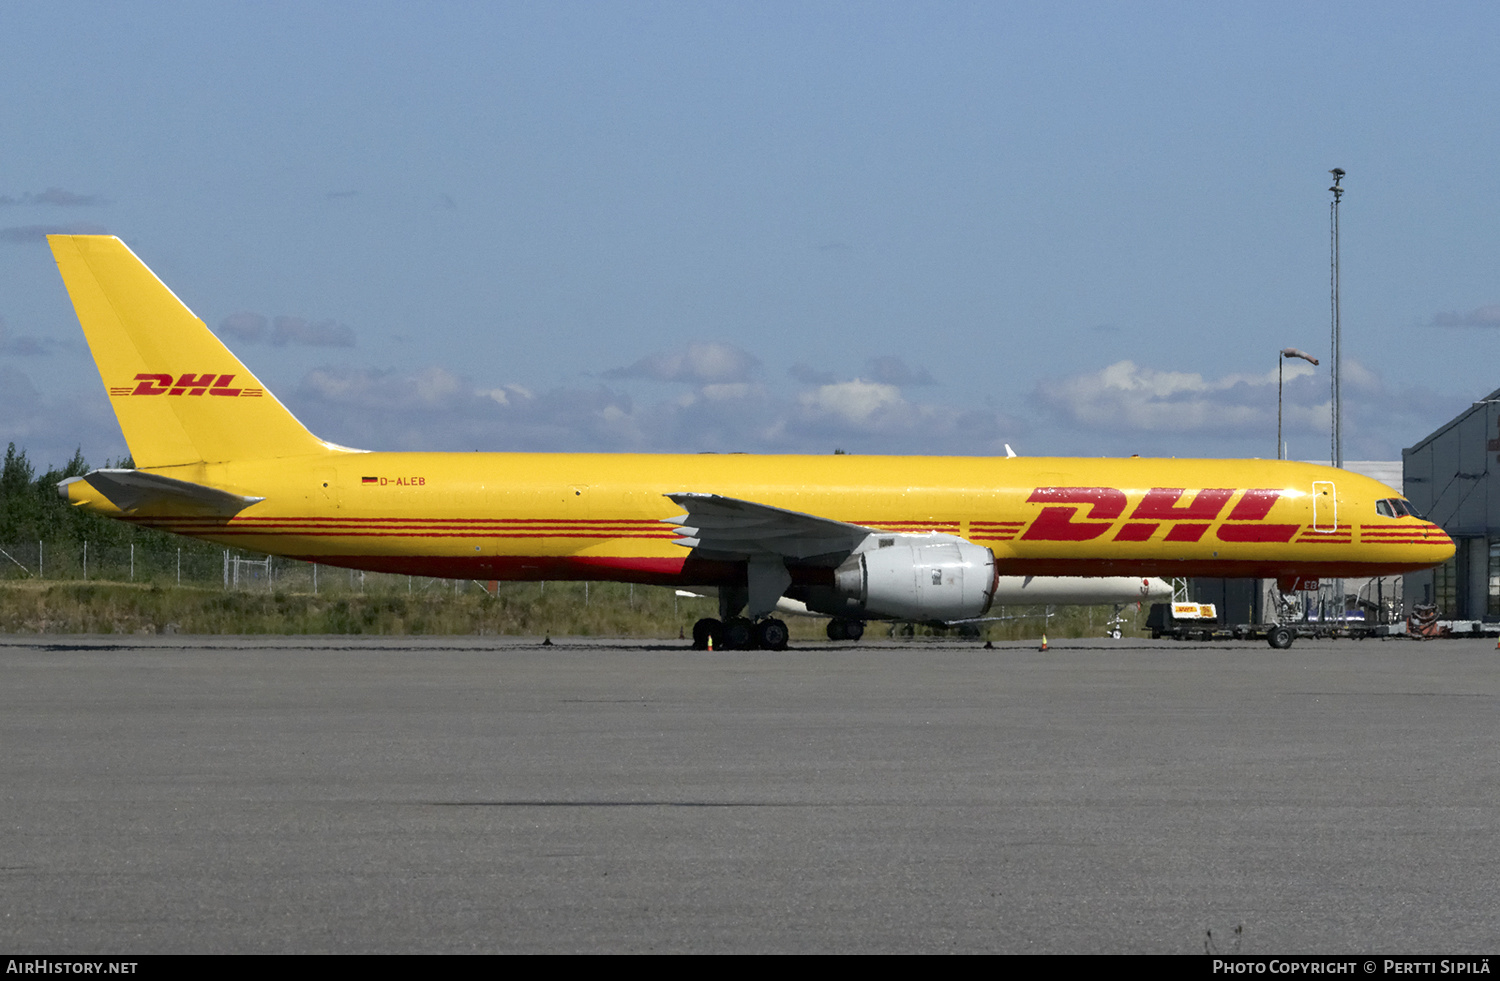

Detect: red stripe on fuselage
[1215, 524, 1299, 543]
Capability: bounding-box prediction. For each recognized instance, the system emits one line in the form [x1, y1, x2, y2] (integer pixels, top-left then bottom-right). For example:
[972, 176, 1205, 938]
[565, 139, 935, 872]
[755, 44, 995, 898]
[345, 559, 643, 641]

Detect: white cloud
[218, 312, 356, 347]
[799, 380, 903, 424]
[782, 380, 1017, 453]
[603, 341, 760, 384]
[0, 188, 106, 207]
[863, 355, 935, 387]
[272, 315, 355, 347]
[1033, 359, 1320, 433]
[1031, 357, 1462, 459]
[1432, 305, 1500, 328]
[281, 358, 1022, 457]
[697, 382, 759, 402]
[218, 312, 267, 344]
[300, 365, 492, 413]
[480, 384, 532, 406]
[292, 364, 645, 452]
[788, 357, 935, 390]
[788, 363, 835, 385]
[0, 317, 56, 356]
[0, 223, 108, 244]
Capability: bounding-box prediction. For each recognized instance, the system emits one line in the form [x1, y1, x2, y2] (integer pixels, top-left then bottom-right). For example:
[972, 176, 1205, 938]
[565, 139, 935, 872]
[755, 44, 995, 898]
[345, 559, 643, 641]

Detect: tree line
[0, 442, 178, 551]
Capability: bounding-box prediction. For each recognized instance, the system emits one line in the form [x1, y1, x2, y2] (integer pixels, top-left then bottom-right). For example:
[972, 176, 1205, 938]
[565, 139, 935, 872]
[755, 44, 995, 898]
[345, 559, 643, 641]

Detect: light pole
[1328, 167, 1346, 625]
[1329, 168, 1345, 468]
[1278, 348, 1319, 459]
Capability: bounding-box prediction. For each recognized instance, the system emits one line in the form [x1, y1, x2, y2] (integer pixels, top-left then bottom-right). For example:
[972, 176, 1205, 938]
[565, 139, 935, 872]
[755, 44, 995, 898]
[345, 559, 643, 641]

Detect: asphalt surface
[0, 633, 1495, 954]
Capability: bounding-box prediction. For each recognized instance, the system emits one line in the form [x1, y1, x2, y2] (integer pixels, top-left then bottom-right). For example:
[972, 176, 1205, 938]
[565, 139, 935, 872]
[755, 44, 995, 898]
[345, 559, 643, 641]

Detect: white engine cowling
[814, 533, 998, 622]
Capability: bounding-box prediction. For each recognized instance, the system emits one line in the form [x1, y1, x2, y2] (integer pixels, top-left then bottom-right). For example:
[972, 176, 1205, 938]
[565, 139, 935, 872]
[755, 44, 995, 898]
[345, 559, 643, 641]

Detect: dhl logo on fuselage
[1010, 486, 1299, 544]
[109, 373, 264, 397]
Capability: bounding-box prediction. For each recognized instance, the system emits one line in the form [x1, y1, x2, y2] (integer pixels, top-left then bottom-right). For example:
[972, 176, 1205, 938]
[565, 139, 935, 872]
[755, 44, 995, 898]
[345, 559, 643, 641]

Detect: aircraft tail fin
[48, 235, 338, 468]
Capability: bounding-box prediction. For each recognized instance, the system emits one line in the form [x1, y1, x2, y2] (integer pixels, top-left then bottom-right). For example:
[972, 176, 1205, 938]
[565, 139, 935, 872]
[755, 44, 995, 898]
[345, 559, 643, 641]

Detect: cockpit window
[1377, 498, 1426, 519]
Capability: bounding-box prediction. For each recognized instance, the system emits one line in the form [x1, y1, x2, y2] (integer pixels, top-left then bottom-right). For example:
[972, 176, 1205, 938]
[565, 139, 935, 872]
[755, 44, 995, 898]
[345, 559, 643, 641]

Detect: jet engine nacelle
[804, 533, 998, 622]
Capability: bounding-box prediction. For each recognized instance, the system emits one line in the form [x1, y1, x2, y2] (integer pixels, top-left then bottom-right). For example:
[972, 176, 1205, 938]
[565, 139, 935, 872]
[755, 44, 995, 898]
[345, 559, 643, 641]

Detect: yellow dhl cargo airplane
[48, 235, 1452, 649]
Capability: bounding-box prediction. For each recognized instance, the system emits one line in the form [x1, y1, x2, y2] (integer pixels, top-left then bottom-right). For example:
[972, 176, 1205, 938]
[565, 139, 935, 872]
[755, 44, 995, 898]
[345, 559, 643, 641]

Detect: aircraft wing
[61, 469, 264, 516]
[663, 492, 872, 562]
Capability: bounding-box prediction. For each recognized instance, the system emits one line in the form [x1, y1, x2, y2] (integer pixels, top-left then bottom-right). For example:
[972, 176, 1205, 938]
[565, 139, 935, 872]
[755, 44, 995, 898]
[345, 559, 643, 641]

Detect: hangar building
[1402, 388, 1500, 620]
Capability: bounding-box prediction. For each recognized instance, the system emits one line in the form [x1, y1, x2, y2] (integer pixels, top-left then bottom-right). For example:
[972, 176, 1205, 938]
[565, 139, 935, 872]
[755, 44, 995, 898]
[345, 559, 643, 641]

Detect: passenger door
[1312, 480, 1336, 532]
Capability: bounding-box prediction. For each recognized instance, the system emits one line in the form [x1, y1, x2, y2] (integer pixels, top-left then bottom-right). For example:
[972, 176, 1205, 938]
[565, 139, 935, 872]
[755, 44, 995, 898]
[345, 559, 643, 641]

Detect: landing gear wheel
[1267, 625, 1295, 650]
[723, 617, 755, 650]
[755, 618, 790, 651]
[692, 617, 722, 650]
[827, 619, 864, 642]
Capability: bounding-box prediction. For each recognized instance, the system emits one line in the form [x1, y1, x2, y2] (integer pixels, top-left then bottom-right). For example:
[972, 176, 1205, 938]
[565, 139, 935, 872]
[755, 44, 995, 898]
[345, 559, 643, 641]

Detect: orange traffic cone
[1039, 633, 1049, 651]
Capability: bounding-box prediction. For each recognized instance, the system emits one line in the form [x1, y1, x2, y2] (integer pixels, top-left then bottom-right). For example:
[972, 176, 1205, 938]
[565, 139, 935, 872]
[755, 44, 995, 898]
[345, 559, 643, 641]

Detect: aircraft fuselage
[64, 451, 1453, 588]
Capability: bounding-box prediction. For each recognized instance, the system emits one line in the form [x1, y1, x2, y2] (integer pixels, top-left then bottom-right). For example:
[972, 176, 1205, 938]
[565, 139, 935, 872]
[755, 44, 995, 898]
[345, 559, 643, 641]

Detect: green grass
[0, 578, 1150, 639]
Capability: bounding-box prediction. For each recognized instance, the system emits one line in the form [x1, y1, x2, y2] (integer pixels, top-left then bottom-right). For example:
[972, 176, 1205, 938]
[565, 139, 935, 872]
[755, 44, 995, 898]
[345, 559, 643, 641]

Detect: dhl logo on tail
[109, 373, 264, 398]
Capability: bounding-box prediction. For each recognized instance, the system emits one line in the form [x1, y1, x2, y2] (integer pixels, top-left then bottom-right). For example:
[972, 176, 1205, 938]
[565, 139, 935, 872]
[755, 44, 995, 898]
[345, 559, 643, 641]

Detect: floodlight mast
[1328, 167, 1346, 627]
[1329, 168, 1345, 470]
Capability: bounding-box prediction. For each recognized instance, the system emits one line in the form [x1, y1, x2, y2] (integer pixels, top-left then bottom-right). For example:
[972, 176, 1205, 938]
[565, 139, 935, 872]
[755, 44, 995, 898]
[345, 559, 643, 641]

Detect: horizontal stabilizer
[61, 469, 264, 516]
[664, 492, 872, 562]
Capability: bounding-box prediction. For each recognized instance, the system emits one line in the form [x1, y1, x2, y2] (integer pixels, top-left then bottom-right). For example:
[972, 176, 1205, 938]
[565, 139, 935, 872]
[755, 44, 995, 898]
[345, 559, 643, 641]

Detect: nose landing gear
[1266, 624, 1295, 649]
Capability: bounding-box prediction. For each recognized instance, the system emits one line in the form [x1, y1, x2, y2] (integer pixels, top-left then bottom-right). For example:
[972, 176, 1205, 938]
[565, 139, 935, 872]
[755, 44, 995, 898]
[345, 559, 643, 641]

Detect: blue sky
[2, 1, 1497, 469]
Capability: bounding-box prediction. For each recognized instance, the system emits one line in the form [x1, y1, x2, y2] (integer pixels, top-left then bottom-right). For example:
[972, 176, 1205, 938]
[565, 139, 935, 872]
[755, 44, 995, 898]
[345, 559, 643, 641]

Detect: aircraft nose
[1424, 523, 1456, 562]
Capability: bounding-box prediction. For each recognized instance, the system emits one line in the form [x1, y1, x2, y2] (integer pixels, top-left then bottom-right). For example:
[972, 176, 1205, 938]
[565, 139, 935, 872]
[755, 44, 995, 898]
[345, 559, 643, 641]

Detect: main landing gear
[825, 618, 864, 642]
[688, 616, 869, 649]
[692, 617, 790, 651]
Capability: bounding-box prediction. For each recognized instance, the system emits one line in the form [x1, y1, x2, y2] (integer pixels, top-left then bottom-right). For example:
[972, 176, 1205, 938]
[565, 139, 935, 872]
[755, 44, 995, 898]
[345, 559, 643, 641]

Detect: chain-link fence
[3, 540, 1162, 639]
[0, 540, 483, 596]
